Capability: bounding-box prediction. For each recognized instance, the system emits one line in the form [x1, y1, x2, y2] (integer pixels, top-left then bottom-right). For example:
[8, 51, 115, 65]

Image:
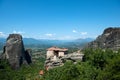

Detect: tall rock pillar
[5, 34, 25, 69]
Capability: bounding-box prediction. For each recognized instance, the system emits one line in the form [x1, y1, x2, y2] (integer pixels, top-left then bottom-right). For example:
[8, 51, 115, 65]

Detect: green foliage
[43, 48, 120, 80]
[43, 61, 80, 80]
[1, 48, 120, 80]
[83, 48, 120, 80]
[67, 47, 79, 53]
[43, 61, 97, 80]
[0, 59, 44, 80]
[97, 53, 120, 80]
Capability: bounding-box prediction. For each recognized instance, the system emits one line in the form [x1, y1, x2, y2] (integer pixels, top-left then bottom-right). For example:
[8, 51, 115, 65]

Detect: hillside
[86, 27, 120, 50]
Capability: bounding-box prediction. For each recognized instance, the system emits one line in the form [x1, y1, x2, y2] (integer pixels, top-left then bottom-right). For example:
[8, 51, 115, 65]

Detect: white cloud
[13, 30, 17, 33]
[13, 30, 25, 34]
[57, 36, 75, 40]
[0, 32, 4, 36]
[72, 30, 77, 33]
[45, 33, 55, 37]
[0, 32, 7, 37]
[80, 32, 88, 35]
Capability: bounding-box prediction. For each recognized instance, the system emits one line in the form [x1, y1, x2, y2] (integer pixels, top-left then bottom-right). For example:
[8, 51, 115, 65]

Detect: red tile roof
[47, 47, 68, 51]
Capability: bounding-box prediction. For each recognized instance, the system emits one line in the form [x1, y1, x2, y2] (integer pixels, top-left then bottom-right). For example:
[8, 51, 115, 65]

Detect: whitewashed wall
[46, 51, 54, 59]
[58, 51, 64, 57]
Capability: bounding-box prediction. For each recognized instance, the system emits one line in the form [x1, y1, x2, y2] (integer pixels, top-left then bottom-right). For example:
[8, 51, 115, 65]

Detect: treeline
[0, 49, 120, 80]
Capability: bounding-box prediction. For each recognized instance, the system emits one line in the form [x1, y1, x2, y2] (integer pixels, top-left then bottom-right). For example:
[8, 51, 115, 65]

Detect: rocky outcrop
[45, 52, 84, 69]
[2, 34, 32, 69]
[86, 27, 120, 50]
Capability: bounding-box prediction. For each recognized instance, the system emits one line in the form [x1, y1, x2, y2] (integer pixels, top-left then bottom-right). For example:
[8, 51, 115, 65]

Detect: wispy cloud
[0, 32, 7, 37]
[57, 36, 74, 40]
[0, 32, 5, 36]
[80, 32, 88, 35]
[45, 33, 55, 37]
[13, 30, 25, 34]
[72, 29, 89, 39]
[72, 30, 77, 33]
[72, 30, 87, 35]
[43, 34, 74, 40]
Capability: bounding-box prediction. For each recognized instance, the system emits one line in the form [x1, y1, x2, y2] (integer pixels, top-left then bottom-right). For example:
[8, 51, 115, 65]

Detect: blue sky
[0, 0, 120, 40]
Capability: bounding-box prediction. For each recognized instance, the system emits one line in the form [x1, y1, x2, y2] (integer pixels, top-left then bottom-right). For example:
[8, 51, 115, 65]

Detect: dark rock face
[3, 34, 32, 69]
[24, 50, 32, 64]
[86, 27, 120, 50]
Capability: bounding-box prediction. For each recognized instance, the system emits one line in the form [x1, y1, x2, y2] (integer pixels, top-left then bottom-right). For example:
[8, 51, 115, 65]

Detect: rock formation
[45, 47, 84, 69]
[2, 34, 32, 69]
[86, 27, 120, 50]
[45, 52, 84, 69]
[24, 49, 32, 64]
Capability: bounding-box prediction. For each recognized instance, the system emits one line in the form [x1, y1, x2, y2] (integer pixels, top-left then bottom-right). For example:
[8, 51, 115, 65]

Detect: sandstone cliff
[86, 27, 120, 50]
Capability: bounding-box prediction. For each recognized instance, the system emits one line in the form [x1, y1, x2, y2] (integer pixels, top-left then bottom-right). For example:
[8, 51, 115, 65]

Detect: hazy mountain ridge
[0, 37, 94, 50]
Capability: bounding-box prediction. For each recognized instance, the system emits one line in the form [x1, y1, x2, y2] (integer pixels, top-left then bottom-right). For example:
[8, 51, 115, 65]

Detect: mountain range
[0, 37, 94, 50]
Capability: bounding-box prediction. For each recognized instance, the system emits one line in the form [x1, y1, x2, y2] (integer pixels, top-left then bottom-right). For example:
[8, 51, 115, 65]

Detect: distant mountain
[0, 38, 6, 43]
[62, 38, 94, 48]
[0, 37, 94, 50]
[23, 38, 67, 45]
[75, 38, 94, 43]
[23, 38, 43, 44]
[0, 38, 6, 50]
[86, 27, 120, 50]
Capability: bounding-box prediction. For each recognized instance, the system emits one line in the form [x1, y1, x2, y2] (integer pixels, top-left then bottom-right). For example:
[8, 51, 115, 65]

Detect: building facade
[46, 47, 68, 59]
